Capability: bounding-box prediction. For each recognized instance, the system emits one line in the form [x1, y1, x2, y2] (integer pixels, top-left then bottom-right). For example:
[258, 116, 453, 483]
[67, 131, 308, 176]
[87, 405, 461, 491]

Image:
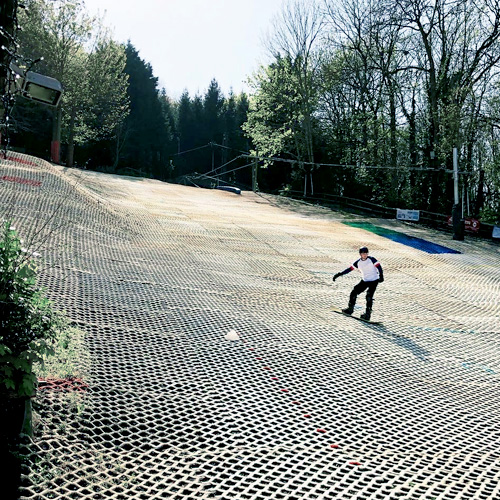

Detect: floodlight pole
[452, 147, 464, 240]
[453, 148, 459, 206]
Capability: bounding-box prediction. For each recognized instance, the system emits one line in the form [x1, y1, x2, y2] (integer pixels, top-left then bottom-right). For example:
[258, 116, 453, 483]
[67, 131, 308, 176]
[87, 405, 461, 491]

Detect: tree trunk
[475, 169, 485, 218]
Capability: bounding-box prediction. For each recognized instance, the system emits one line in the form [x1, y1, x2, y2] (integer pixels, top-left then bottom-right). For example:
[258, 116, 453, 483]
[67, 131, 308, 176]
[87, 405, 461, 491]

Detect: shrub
[0, 220, 66, 398]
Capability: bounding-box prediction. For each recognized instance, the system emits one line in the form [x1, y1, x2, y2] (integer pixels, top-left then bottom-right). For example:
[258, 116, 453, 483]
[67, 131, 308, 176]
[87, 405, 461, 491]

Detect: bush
[0, 221, 66, 398]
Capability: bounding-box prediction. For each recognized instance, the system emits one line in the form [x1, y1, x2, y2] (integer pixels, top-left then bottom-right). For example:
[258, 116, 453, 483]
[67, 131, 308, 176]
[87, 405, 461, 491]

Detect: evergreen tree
[159, 89, 177, 178]
[203, 79, 224, 144]
[82, 37, 129, 169]
[175, 91, 194, 177]
[234, 93, 250, 152]
[203, 80, 224, 173]
[121, 42, 168, 178]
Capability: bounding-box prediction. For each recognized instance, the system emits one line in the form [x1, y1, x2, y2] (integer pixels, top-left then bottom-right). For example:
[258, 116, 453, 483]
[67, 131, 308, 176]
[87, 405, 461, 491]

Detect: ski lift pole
[252, 157, 258, 192]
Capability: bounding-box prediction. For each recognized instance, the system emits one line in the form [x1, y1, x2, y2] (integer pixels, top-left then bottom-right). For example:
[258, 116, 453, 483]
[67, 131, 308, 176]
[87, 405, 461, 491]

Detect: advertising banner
[446, 216, 481, 233]
[397, 209, 420, 221]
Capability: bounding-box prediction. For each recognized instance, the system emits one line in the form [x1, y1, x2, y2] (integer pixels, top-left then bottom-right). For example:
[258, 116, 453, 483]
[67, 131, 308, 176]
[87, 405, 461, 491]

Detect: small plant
[35, 326, 86, 382]
[0, 220, 66, 398]
[279, 184, 292, 197]
[479, 206, 500, 225]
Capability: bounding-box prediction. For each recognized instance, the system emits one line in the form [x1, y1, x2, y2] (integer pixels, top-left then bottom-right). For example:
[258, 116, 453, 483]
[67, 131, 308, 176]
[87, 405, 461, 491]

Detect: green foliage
[13, 1, 249, 184]
[173, 84, 250, 181]
[0, 221, 66, 398]
[16, 0, 130, 168]
[120, 42, 172, 178]
[243, 54, 322, 194]
[479, 207, 500, 225]
[244, 57, 303, 162]
[203, 79, 225, 143]
[34, 326, 86, 381]
[237, 0, 500, 213]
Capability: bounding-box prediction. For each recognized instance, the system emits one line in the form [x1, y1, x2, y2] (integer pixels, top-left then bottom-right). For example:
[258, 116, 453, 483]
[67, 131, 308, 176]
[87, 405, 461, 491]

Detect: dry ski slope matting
[1, 153, 500, 500]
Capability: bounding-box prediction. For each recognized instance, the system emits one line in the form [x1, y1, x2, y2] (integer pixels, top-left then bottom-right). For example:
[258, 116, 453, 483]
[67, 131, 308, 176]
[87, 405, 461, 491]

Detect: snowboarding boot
[360, 309, 372, 321]
[342, 297, 356, 315]
[361, 296, 374, 321]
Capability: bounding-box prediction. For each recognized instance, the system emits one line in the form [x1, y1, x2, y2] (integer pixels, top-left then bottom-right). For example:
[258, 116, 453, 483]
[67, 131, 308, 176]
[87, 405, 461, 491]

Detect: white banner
[397, 209, 420, 222]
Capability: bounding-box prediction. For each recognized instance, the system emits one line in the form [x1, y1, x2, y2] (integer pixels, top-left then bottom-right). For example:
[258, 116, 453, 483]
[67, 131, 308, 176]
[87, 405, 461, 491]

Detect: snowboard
[330, 306, 382, 325]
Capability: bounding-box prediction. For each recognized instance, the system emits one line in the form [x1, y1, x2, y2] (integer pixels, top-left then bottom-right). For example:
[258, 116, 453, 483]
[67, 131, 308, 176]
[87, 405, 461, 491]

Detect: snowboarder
[332, 246, 384, 321]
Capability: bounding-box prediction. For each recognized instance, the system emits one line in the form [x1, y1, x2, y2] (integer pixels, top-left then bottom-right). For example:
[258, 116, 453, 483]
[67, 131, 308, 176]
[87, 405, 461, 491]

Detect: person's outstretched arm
[333, 266, 354, 281]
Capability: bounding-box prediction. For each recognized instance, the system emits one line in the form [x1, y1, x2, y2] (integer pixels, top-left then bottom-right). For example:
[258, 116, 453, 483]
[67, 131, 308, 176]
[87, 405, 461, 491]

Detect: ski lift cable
[173, 143, 212, 156]
[199, 163, 252, 180]
[175, 142, 470, 175]
[206, 155, 244, 176]
[240, 153, 470, 174]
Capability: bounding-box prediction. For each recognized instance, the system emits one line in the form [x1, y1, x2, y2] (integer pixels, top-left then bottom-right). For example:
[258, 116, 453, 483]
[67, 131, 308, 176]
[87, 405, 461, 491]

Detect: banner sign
[397, 209, 420, 221]
[493, 226, 500, 239]
[446, 216, 481, 233]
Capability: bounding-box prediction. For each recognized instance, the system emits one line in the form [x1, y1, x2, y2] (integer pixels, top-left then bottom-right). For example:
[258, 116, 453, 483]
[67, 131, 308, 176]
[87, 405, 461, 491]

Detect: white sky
[83, 0, 284, 99]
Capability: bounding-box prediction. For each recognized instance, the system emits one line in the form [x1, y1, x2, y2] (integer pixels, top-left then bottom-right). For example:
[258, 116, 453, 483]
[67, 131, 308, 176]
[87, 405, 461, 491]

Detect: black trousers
[349, 280, 378, 310]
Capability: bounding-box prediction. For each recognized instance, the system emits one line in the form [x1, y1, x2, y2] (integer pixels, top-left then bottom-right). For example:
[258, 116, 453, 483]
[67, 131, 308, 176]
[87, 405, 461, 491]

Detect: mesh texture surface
[1, 153, 499, 500]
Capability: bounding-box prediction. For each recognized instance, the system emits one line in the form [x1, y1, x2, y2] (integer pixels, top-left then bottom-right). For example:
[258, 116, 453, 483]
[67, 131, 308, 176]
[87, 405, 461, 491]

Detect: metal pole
[252, 158, 258, 192]
[453, 148, 459, 205]
[452, 147, 464, 240]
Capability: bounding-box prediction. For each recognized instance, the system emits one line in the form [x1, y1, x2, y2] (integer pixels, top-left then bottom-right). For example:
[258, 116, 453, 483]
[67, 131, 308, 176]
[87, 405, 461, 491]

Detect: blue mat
[344, 222, 461, 254]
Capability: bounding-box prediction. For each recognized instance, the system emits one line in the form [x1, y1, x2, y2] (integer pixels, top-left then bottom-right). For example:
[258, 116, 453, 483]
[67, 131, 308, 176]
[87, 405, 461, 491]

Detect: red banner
[446, 216, 481, 233]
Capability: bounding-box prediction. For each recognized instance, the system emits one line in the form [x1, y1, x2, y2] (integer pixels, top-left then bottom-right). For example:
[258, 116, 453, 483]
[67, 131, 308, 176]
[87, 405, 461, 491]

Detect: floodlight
[23, 71, 62, 106]
[9, 62, 63, 106]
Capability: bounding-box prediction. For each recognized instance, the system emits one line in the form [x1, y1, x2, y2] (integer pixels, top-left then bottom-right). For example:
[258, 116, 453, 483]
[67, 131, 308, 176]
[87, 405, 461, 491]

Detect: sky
[83, 0, 285, 99]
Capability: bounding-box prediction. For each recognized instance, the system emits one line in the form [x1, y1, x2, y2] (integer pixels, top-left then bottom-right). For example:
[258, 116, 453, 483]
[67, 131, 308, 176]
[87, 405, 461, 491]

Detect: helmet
[359, 246, 369, 254]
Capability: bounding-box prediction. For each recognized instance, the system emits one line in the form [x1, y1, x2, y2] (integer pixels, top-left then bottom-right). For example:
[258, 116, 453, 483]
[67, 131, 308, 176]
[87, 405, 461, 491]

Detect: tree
[158, 89, 176, 178]
[244, 57, 300, 160]
[17, 0, 129, 168]
[17, 0, 93, 164]
[176, 90, 193, 162]
[120, 42, 168, 177]
[322, 0, 407, 203]
[1, 0, 19, 155]
[203, 79, 224, 144]
[84, 36, 129, 169]
[393, 0, 500, 211]
[264, 0, 324, 193]
[244, 56, 310, 192]
[203, 79, 224, 172]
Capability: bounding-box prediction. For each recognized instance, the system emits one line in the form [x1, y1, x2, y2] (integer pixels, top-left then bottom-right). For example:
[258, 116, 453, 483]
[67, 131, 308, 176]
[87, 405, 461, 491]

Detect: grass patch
[34, 326, 88, 381]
